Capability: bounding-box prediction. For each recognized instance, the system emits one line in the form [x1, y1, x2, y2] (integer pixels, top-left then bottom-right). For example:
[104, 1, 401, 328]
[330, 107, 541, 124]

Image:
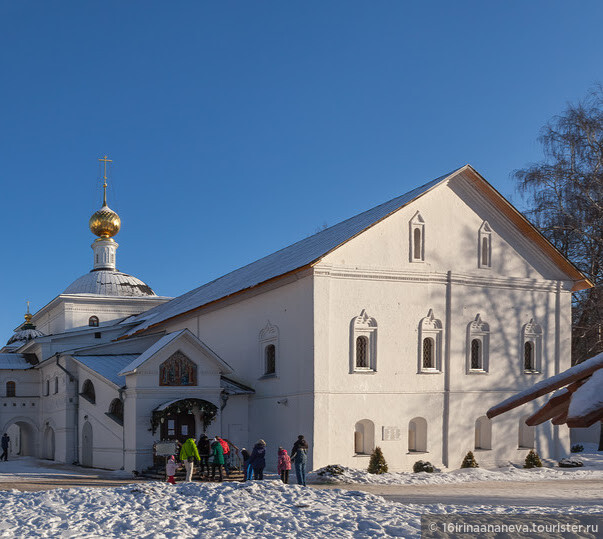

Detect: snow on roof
[568, 369, 603, 422]
[488, 352, 603, 421]
[0, 354, 32, 370]
[126, 168, 459, 334]
[73, 355, 139, 387]
[118, 330, 186, 375]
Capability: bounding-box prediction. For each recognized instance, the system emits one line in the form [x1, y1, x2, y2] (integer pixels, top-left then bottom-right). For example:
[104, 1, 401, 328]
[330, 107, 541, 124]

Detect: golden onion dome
[89, 203, 121, 238]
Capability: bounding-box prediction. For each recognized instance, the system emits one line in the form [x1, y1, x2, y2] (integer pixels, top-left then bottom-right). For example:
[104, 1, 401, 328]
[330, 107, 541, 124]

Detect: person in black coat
[240, 448, 251, 481]
[248, 439, 266, 480]
[0, 433, 9, 462]
[197, 434, 211, 478]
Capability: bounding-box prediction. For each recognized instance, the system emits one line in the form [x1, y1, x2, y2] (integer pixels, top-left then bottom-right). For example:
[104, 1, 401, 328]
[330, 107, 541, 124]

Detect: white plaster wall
[162, 274, 315, 471]
[76, 368, 124, 470]
[313, 175, 575, 471]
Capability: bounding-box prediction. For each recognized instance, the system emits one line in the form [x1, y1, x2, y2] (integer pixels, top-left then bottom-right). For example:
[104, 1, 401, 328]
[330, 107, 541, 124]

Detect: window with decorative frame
[467, 314, 490, 373]
[409, 211, 425, 262]
[418, 309, 442, 373]
[522, 319, 542, 373]
[259, 321, 279, 377]
[350, 310, 377, 372]
[478, 221, 492, 268]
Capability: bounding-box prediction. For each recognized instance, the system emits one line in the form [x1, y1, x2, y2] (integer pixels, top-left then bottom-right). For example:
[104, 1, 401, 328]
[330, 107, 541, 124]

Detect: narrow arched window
[88, 316, 99, 327]
[481, 237, 489, 266]
[81, 379, 96, 404]
[422, 338, 434, 369]
[471, 339, 481, 370]
[6, 381, 15, 397]
[54, 377, 59, 394]
[45, 379, 49, 396]
[264, 344, 276, 375]
[413, 228, 422, 260]
[109, 398, 124, 423]
[356, 336, 368, 368]
[524, 341, 534, 371]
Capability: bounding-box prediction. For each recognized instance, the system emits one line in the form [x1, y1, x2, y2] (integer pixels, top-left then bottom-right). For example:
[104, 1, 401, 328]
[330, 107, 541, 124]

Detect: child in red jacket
[277, 447, 291, 484]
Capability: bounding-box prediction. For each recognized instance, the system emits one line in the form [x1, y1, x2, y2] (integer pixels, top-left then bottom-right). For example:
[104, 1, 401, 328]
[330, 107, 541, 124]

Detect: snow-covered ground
[309, 444, 603, 485]
[0, 480, 600, 538]
[0, 447, 600, 537]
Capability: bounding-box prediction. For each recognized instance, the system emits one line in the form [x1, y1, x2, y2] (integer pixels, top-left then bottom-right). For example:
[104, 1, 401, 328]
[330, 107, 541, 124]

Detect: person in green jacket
[210, 436, 224, 482]
[179, 438, 200, 482]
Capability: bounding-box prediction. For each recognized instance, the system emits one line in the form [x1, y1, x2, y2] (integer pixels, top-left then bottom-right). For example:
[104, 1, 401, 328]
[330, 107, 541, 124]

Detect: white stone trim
[418, 309, 442, 373]
[350, 310, 377, 373]
[466, 314, 490, 373]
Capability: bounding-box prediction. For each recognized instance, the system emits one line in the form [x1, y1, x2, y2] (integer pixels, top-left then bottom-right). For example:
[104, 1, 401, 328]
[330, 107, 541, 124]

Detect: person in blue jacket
[248, 439, 266, 480]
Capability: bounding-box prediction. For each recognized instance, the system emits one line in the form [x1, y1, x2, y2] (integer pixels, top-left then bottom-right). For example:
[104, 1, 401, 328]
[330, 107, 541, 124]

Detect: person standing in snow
[210, 436, 224, 481]
[248, 439, 266, 480]
[179, 437, 200, 482]
[240, 448, 252, 481]
[197, 434, 211, 479]
[290, 435, 308, 486]
[166, 455, 178, 485]
[277, 447, 291, 484]
[0, 433, 9, 461]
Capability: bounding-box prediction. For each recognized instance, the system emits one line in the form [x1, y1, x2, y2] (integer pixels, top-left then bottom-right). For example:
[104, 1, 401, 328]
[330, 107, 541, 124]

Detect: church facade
[0, 164, 591, 473]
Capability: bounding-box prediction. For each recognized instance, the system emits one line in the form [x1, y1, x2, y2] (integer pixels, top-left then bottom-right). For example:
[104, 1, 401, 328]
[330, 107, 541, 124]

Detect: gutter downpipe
[55, 354, 79, 465]
[119, 387, 126, 470]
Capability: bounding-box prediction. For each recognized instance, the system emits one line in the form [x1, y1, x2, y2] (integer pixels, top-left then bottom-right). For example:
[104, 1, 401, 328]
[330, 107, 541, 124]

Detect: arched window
[259, 322, 279, 377]
[478, 221, 492, 268]
[81, 379, 96, 404]
[422, 338, 434, 369]
[88, 316, 99, 327]
[356, 336, 368, 368]
[54, 377, 59, 394]
[410, 211, 425, 262]
[264, 344, 276, 375]
[108, 398, 124, 424]
[350, 310, 377, 372]
[518, 416, 535, 449]
[522, 319, 542, 373]
[467, 314, 489, 373]
[471, 339, 481, 369]
[354, 419, 375, 454]
[418, 309, 442, 373]
[408, 417, 427, 452]
[45, 379, 49, 396]
[524, 342, 534, 370]
[475, 416, 492, 450]
[6, 381, 15, 397]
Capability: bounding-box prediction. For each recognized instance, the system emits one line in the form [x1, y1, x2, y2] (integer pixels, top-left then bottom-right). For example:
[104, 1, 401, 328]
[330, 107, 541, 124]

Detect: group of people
[165, 434, 309, 487]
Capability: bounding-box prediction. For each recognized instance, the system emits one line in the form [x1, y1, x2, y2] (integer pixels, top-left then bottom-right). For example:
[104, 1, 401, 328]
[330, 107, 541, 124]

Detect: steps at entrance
[140, 467, 245, 483]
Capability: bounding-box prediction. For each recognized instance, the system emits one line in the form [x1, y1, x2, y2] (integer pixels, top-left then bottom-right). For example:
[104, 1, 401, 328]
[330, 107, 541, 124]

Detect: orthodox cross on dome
[98, 155, 113, 206]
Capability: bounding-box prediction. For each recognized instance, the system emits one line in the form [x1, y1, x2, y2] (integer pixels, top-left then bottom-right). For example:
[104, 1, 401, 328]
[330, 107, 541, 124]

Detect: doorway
[160, 412, 196, 442]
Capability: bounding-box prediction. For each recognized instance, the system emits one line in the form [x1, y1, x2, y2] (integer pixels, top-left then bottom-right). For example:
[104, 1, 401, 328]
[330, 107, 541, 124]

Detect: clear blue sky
[1, 1, 601, 342]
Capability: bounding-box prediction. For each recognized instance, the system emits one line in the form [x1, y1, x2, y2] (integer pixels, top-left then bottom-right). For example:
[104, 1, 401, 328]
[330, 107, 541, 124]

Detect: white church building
[0, 164, 592, 473]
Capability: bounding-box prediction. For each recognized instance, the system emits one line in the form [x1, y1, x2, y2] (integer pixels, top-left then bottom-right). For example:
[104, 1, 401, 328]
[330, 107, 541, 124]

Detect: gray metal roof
[126, 168, 458, 334]
[63, 270, 156, 297]
[73, 354, 139, 387]
[0, 354, 34, 370]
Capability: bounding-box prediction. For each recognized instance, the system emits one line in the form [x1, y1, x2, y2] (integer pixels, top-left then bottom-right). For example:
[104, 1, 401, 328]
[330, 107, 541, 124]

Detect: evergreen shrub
[367, 446, 388, 474]
[461, 451, 479, 468]
[570, 444, 584, 453]
[524, 449, 542, 468]
[413, 460, 434, 473]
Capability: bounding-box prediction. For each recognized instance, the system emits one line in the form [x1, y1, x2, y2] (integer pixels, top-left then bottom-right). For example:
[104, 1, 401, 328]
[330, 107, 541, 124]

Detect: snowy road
[312, 478, 603, 507]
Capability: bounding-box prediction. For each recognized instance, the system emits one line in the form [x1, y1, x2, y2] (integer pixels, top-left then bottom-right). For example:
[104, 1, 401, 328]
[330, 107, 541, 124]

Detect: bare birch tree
[514, 86, 603, 364]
